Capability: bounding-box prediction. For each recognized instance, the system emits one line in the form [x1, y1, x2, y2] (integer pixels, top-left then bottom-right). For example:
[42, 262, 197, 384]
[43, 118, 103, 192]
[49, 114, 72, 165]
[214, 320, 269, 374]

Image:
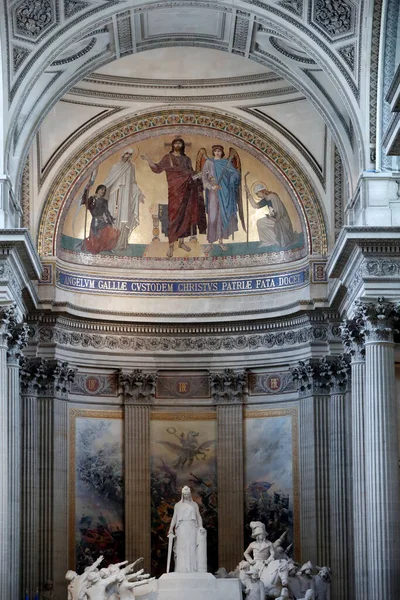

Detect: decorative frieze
[210, 369, 247, 404]
[119, 370, 157, 404]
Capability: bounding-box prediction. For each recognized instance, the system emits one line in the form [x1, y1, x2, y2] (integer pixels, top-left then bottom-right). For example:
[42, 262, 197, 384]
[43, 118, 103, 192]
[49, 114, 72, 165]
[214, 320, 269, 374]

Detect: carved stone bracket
[20, 357, 76, 397]
[354, 297, 400, 343]
[210, 369, 247, 404]
[119, 369, 157, 404]
[291, 355, 350, 395]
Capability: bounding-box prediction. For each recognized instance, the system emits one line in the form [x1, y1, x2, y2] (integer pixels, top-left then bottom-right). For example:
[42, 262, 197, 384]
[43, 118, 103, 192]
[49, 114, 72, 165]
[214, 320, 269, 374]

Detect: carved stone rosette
[119, 369, 157, 404]
[209, 369, 247, 404]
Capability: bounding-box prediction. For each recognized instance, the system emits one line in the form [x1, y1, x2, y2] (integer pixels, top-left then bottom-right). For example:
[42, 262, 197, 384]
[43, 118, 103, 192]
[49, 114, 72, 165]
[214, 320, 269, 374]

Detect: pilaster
[20, 358, 46, 598]
[7, 314, 29, 600]
[328, 357, 351, 600]
[291, 359, 331, 567]
[119, 370, 157, 571]
[210, 369, 246, 571]
[0, 305, 13, 599]
[37, 361, 75, 597]
[340, 318, 367, 600]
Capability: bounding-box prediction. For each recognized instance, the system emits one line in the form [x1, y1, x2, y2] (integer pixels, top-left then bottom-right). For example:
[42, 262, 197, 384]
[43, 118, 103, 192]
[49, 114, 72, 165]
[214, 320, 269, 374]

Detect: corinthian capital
[119, 369, 157, 404]
[7, 322, 30, 362]
[210, 369, 247, 404]
[354, 297, 400, 342]
[291, 356, 350, 395]
[20, 358, 76, 396]
[0, 302, 17, 339]
[340, 319, 365, 359]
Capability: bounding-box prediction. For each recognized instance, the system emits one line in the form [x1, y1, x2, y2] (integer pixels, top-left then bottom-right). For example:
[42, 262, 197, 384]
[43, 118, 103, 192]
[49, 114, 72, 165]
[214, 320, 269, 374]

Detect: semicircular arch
[37, 106, 328, 261]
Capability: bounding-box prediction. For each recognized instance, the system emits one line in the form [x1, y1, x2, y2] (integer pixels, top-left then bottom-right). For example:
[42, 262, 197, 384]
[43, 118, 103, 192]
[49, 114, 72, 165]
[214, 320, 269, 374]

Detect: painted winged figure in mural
[158, 427, 215, 469]
[196, 145, 245, 254]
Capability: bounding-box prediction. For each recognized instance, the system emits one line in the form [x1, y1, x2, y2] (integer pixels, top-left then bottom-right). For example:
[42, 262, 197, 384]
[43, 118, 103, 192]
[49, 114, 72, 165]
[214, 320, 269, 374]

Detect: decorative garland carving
[38, 108, 327, 258]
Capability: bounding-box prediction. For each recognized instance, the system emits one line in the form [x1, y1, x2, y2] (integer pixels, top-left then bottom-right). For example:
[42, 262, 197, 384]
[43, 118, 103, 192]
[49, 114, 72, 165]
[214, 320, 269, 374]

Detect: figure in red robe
[141, 138, 206, 257]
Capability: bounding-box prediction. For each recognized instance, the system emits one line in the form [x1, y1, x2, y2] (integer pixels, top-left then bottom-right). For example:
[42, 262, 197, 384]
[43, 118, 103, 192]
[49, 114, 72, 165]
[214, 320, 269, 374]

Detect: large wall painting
[244, 408, 299, 560]
[69, 409, 124, 572]
[59, 128, 306, 270]
[150, 412, 217, 576]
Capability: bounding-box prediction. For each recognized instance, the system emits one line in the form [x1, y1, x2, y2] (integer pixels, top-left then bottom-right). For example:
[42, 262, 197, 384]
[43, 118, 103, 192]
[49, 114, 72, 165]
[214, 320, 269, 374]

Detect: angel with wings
[196, 145, 246, 253]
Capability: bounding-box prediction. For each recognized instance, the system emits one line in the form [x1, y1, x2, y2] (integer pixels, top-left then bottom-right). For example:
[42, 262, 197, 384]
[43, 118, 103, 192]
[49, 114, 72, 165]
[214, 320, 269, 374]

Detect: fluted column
[20, 358, 45, 598]
[37, 362, 75, 597]
[210, 370, 246, 571]
[357, 298, 400, 598]
[341, 319, 367, 600]
[0, 305, 14, 599]
[292, 360, 331, 566]
[328, 357, 351, 600]
[119, 370, 157, 571]
[7, 319, 29, 600]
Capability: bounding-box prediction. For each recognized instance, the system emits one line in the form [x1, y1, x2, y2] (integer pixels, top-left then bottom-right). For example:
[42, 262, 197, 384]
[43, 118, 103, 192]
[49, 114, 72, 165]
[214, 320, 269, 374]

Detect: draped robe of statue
[254, 191, 295, 248]
[103, 159, 143, 250]
[202, 157, 241, 242]
[149, 153, 206, 243]
[168, 488, 207, 573]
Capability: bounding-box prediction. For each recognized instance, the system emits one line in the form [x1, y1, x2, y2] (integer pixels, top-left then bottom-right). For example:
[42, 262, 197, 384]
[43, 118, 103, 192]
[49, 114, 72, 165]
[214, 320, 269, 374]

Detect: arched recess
[4, 0, 364, 201]
[38, 106, 328, 261]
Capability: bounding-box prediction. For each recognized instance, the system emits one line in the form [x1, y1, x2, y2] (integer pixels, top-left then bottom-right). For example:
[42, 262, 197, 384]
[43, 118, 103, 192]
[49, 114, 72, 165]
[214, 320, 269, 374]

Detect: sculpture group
[66, 486, 331, 600]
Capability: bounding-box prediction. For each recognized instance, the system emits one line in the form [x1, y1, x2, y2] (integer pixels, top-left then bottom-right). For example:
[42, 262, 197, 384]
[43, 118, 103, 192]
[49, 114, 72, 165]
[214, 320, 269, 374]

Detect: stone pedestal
[157, 573, 242, 600]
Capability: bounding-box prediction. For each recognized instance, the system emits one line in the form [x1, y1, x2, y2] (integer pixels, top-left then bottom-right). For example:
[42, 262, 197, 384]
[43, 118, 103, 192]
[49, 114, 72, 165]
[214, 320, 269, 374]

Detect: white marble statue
[313, 566, 331, 600]
[276, 588, 290, 599]
[167, 485, 207, 573]
[299, 590, 315, 600]
[242, 565, 266, 600]
[243, 521, 275, 573]
[85, 569, 120, 600]
[66, 555, 103, 600]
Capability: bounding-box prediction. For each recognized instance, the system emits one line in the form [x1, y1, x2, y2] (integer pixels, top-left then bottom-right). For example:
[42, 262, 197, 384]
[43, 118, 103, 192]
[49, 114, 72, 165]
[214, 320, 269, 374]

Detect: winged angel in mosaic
[158, 427, 215, 469]
[196, 145, 246, 253]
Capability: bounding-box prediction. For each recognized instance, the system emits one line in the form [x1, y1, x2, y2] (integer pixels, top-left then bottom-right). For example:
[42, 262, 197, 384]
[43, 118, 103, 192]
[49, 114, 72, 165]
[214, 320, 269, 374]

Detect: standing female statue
[167, 485, 207, 573]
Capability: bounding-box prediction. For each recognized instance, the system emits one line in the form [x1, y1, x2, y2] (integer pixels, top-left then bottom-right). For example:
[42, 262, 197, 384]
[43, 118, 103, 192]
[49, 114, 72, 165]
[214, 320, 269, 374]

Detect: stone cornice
[327, 227, 400, 279]
[0, 229, 42, 280]
[29, 310, 343, 355]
